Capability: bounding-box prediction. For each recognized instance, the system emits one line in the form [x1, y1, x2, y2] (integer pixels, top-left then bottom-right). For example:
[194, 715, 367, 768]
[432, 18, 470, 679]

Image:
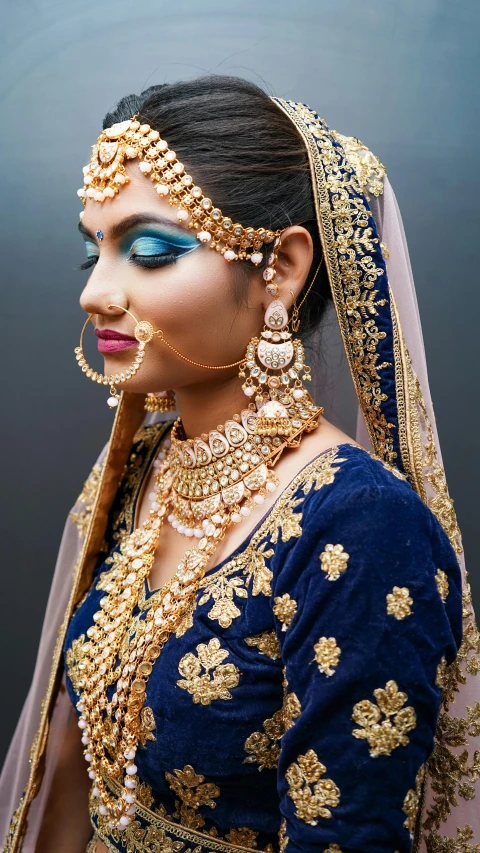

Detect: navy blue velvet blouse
[64, 422, 462, 853]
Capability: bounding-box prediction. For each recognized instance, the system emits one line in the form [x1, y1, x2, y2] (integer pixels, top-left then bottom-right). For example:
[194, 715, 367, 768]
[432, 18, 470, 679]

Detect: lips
[95, 328, 138, 353]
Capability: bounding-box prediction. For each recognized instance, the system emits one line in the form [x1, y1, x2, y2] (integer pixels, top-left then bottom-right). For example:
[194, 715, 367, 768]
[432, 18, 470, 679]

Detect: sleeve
[271, 479, 463, 853]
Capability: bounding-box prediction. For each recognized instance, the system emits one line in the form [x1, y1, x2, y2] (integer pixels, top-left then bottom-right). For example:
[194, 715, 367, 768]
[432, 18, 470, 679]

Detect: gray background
[1, 0, 478, 765]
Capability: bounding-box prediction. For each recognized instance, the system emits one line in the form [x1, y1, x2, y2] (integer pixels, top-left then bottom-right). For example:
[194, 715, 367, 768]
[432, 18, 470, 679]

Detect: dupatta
[1, 97, 478, 853]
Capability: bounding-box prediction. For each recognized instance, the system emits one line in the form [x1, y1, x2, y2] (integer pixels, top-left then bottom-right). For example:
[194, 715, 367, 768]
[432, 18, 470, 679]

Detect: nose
[79, 263, 128, 318]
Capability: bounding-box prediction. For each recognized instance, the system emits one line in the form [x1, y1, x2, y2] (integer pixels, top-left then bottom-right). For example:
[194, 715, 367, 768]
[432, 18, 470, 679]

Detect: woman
[1, 75, 478, 853]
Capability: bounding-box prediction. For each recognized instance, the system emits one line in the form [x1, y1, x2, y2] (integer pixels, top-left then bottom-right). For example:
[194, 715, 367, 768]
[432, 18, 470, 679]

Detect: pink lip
[95, 328, 138, 354]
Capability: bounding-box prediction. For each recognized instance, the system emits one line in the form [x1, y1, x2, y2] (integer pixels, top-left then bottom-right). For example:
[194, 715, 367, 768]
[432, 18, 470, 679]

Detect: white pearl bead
[126, 764, 137, 775]
[244, 387, 255, 397]
[77, 188, 86, 198]
[104, 187, 115, 198]
[197, 231, 212, 243]
[124, 748, 136, 760]
[148, 492, 156, 501]
[157, 451, 166, 460]
[231, 512, 242, 523]
[164, 439, 171, 448]
[115, 173, 126, 184]
[184, 528, 194, 537]
[224, 249, 236, 261]
[177, 524, 185, 535]
[240, 506, 251, 517]
[212, 513, 223, 524]
[119, 816, 131, 827]
[250, 252, 263, 265]
[124, 793, 135, 803]
[167, 514, 175, 523]
[86, 188, 96, 198]
[107, 396, 119, 408]
[94, 191, 104, 202]
[84, 752, 93, 762]
[156, 184, 169, 196]
[92, 787, 100, 797]
[125, 146, 136, 158]
[193, 528, 203, 538]
[99, 805, 108, 815]
[88, 769, 96, 779]
[293, 389, 304, 399]
[266, 481, 277, 493]
[125, 778, 137, 789]
[177, 209, 189, 221]
[253, 494, 265, 505]
[150, 501, 159, 511]
[78, 719, 87, 729]
[81, 735, 90, 745]
[127, 804, 136, 815]
[139, 161, 152, 174]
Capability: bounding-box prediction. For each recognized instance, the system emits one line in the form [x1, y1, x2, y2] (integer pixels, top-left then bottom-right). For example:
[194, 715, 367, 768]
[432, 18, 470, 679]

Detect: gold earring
[144, 390, 177, 413]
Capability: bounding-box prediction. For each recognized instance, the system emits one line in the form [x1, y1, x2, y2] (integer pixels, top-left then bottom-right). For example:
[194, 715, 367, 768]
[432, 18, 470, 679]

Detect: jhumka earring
[240, 242, 325, 440]
[144, 390, 177, 413]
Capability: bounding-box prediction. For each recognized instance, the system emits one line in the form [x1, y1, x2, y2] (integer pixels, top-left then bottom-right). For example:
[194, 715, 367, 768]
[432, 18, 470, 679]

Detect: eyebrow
[77, 212, 191, 241]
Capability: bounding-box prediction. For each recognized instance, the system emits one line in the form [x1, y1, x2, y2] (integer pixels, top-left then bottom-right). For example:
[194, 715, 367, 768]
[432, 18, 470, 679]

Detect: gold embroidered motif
[273, 594, 297, 631]
[331, 131, 386, 199]
[244, 542, 274, 596]
[300, 448, 346, 495]
[165, 764, 220, 831]
[278, 818, 288, 852]
[402, 764, 425, 838]
[285, 749, 341, 825]
[424, 706, 480, 832]
[245, 630, 281, 660]
[224, 827, 259, 847]
[244, 708, 285, 770]
[319, 544, 349, 581]
[440, 587, 480, 709]
[68, 461, 104, 537]
[325, 846, 344, 853]
[436, 657, 447, 689]
[176, 638, 241, 705]
[426, 824, 480, 853]
[139, 706, 156, 746]
[435, 570, 449, 602]
[65, 633, 87, 694]
[386, 586, 413, 620]
[198, 574, 249, 628]
[352, 680, 417, 756]
[283, 692, 302, 730]
[270, 501, 303, 543]
[313, 637, 341, 677]
[273, 101, 395, 462]
[135, 780, 155, 809]
[175, 607, 194, 638]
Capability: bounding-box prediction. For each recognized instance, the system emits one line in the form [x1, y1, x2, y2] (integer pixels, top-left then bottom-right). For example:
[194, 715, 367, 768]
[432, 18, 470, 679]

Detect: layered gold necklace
[77, 401, 322, 830]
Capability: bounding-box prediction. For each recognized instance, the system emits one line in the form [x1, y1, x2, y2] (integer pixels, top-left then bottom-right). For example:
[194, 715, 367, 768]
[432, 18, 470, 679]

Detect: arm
[34, 700, 92, 853]
[272, 480, 462, 853]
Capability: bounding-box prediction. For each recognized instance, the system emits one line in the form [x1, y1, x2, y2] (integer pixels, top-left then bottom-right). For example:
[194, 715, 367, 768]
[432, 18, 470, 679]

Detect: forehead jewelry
[75, 306, 246, 409]
[77, 117, 282, 267]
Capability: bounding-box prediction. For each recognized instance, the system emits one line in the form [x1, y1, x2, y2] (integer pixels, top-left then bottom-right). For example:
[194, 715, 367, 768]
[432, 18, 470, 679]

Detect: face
[78, 164, 265, 397]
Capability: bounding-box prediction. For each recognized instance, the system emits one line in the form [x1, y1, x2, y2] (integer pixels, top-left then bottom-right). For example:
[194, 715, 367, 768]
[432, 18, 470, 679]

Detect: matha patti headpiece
[77, 118, 282, 273]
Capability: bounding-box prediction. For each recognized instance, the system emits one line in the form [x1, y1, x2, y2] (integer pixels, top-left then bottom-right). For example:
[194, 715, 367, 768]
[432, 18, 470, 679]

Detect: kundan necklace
[76, 403, 322, 830]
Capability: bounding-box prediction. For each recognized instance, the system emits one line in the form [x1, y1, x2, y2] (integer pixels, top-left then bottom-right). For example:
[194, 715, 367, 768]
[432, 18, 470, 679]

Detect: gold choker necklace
[77, 405, 322, 830]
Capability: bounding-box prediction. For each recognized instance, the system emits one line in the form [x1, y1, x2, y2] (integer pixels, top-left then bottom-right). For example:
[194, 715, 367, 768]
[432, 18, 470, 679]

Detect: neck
[174, 373, 250, 438]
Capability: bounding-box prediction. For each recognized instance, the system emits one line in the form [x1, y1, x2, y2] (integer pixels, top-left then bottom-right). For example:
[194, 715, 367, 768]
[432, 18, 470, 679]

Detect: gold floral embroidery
[440, 587, 480, 708]
[65, 633, 86, 694]
[175, 608, 194, 638]
[198, 574, 248, 628]
[402, 764, 425, 838]
[243, 542, 274, 596]
[300, 448, 346, 495]
[224, 827, 259, 847]
[244, 708, 285, 770]
[278, 817, 288, 852]
[68, 461, 104, 537]
[331, 131, 386, 199]
[436, 657, 447, 689]
[164, 764, 220, 831]
[386, 586, 413, 620]
[319, 544, 349, 581]
[352, 680, 417, 756]
[285, 749, 341, 825]
[325, 846, 344, 853]
[139, 706, 156, 746]
[245, 630, 281, 660]
[273, 594, 297, 631]
[424, 705, 480, 832]
[283, 692, 302, 730]
[176, 638, 241, 705]
[270, 500, 303, 543]
[435, 569, 449, 602]
[313, 637, 341, 676]
[426, 824, 480, 853]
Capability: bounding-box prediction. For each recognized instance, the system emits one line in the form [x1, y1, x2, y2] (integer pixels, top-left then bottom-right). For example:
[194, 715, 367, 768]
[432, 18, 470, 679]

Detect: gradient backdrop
[1, 0, 478, 765]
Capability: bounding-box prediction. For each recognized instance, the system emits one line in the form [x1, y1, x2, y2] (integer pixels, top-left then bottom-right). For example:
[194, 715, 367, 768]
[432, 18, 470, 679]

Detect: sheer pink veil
[1, 105, 478, 853]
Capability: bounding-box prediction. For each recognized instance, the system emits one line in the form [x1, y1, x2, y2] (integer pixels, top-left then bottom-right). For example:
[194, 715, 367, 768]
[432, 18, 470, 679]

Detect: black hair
[103, 74, 332, 337]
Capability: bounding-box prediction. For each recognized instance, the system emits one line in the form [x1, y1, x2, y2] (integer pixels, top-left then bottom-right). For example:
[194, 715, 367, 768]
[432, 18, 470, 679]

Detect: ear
[261, 225, 313, 312]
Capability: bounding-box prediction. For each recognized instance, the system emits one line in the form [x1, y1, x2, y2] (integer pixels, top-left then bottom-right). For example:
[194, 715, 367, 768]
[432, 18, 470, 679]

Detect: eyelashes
[78, 253, 178, 271]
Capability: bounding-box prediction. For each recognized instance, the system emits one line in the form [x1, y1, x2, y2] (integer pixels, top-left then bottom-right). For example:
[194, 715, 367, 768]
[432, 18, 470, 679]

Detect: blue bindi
[96, 229, 104, 241]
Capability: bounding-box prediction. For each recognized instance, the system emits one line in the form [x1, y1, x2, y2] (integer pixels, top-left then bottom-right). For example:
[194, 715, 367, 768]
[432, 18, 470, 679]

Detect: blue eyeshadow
[122, 228, 200, 259]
